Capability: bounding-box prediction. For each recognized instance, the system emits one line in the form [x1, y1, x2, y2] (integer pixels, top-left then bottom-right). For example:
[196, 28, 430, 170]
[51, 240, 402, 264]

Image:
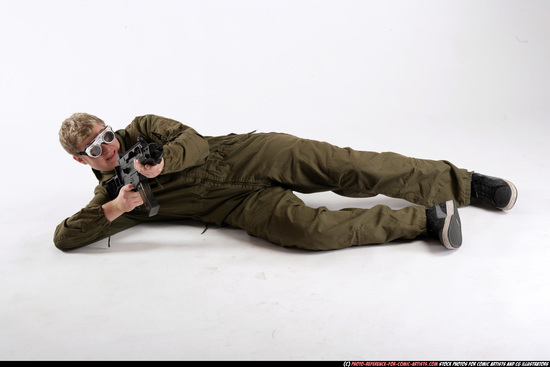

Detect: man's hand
[134, 157, 164, 178]
[102, 184, 144, 222]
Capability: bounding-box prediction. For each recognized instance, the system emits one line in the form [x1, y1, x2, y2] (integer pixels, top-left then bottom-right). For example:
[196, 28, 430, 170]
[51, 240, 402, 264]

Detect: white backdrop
[1, 0, 549, 361]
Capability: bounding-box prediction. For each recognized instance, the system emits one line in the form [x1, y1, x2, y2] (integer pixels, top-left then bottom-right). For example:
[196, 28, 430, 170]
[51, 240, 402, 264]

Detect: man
[54, 113, 517, 251]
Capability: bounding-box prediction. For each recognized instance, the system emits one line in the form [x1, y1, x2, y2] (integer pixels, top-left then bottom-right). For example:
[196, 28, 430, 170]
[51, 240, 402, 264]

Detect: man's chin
[100, 157, 119, 171]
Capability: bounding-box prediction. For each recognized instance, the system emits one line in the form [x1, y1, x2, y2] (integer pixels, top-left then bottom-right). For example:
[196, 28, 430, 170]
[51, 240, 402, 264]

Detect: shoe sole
[499, 179, 518, 210]
[441, 200, 462, 249]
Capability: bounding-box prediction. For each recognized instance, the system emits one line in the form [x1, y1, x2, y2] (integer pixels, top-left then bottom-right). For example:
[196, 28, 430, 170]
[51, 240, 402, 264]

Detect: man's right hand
[102, 184, 144, 222]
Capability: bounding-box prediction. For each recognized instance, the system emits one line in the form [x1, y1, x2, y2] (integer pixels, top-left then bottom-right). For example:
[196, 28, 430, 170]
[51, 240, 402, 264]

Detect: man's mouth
[106, 150, 117, 161]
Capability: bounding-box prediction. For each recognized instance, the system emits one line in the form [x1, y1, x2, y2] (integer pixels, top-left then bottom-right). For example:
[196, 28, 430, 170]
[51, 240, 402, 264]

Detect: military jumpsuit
[53, 114, 472, 251]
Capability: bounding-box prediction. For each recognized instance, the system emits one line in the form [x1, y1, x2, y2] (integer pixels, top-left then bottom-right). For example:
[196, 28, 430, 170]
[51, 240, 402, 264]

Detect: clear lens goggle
[78, 126, 115, 158]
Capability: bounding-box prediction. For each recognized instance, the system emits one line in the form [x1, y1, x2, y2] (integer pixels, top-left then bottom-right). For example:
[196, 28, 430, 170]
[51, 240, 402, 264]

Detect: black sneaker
[426, 200, 462, 249]
[471, 173, 518, 210]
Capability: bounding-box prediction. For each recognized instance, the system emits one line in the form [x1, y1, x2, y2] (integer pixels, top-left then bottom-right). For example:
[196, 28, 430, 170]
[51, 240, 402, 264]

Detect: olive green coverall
[54, 115, 472, 251]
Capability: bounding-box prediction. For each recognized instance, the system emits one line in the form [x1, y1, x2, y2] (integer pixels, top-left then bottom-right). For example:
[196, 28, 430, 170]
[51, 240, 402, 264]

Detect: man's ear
[73, 155, 88, 165]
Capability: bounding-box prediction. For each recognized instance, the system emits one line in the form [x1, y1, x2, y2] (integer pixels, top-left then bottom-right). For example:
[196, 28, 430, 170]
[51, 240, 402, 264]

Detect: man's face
[73, 123, 121, 171]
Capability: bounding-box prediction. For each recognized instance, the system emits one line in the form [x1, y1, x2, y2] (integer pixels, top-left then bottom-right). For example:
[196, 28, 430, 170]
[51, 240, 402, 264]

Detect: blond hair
[59, 113, 105, 155]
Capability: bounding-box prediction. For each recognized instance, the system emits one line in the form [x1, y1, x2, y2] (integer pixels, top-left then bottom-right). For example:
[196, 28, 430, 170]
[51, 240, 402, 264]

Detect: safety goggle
[77, 126, 116, 158]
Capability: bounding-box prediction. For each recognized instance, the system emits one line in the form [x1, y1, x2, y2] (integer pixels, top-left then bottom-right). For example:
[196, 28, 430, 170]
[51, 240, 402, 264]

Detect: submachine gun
[105, 137, 164, 217]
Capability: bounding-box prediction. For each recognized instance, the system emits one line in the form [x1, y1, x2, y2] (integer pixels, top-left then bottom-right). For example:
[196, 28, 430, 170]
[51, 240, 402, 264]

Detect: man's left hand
[134, 157, 164, 178]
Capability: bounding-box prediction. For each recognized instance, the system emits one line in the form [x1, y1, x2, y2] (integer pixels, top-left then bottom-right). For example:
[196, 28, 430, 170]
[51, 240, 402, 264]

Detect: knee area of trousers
[273, 210, 353, 251]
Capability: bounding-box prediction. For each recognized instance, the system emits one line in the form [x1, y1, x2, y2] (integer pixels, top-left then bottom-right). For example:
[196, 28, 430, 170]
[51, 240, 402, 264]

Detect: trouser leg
[224, 186, 426, 250]
[226, 133, 472, 206]
[328, 148, 472, 207]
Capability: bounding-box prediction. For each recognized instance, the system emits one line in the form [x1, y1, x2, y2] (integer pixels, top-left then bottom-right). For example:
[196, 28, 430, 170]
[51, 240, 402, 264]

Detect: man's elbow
[53, 236, 77, 251]
[53, 226, 87, 251]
